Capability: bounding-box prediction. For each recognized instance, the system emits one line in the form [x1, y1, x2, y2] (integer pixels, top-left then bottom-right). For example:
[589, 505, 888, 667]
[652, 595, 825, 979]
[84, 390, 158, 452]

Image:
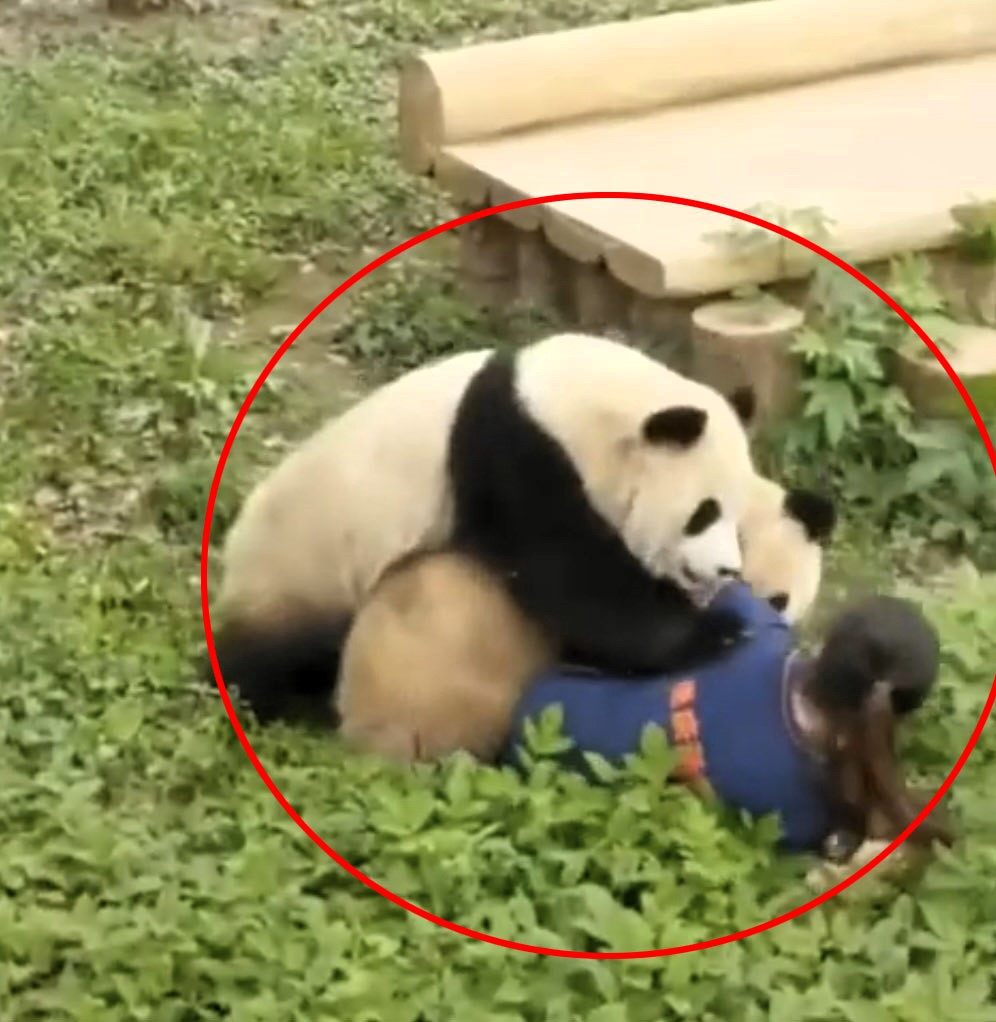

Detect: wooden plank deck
[429, 53, 996, 298]
[398, 0, 996, 420]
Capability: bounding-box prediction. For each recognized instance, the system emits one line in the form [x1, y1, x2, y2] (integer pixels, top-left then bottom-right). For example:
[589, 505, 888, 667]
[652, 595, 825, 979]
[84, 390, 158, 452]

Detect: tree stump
[894, 322, 996, 418]
[691, 297, 805, 426]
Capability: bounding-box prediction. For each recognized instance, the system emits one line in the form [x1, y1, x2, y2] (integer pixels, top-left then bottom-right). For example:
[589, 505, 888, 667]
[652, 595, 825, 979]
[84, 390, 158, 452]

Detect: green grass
[1, 2, 995, 1019]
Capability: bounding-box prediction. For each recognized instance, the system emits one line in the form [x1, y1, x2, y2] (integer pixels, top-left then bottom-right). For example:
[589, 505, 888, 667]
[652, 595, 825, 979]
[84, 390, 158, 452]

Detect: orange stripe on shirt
[668, 679, 706, 783]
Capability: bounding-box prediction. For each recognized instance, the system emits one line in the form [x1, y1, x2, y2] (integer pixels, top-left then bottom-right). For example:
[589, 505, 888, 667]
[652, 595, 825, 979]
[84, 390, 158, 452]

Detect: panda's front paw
[686, 605, 747, 662]
[695, 607, 748, 655]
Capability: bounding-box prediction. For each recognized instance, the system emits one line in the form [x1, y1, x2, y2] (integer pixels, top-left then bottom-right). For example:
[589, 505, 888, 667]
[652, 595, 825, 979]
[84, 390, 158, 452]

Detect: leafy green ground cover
[1, 2, 994, 1019]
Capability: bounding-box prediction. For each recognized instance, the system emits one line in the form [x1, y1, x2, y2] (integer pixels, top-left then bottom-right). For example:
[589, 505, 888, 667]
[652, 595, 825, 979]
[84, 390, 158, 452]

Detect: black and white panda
[334, 477, 836, 763]
[740, 475, 837, 624]
[209, 331, 758, 727]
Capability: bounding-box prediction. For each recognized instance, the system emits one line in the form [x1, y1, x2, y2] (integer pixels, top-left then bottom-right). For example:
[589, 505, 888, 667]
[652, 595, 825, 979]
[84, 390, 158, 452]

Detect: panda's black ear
[785, 488, 837, 543]
[643, 407, 707, 447]
[727, 385, 757, 429]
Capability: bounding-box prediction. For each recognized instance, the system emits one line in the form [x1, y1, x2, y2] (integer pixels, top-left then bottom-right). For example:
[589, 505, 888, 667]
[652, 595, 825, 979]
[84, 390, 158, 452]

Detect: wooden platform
[440, 55, 996, 297]
[398, 0, 996, 420]
[401, 0, 996, 298]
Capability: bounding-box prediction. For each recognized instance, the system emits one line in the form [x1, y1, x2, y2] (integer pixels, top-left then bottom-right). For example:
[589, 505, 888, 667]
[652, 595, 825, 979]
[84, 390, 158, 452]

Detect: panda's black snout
[718, 566, 742, 580]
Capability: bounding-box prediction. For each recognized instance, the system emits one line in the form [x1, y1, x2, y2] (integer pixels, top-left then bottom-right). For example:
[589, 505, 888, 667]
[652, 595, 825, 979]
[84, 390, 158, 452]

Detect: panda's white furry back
[211, 348, 491, 724]
[208, 332, 758, 727]
[216, 348, 490, 625]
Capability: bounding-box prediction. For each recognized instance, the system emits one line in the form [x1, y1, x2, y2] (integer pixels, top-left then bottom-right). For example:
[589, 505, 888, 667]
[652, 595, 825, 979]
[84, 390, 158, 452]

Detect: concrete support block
[931, 254, 996, 327]
[628, 295, 695, 372]
[516, 230, 574, 314]
[572, 261, 632, 332]
[456, 212, 520, 308]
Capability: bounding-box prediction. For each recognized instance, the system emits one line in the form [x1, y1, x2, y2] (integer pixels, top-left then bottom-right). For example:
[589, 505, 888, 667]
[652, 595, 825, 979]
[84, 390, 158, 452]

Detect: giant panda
[739, 475, 837, 625]
[210, 331, 758, 727]
[334, 476, 836, 763]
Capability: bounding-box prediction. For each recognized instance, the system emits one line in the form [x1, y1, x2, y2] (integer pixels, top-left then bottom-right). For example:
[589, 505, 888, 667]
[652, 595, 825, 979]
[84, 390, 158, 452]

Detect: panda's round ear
[785, 488, 838, 544]
[727, 385, 757, 429]
[642, 407, 708, 447]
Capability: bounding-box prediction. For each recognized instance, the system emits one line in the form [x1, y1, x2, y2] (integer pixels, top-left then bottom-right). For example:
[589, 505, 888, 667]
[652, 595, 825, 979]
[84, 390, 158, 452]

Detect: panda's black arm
[447, 351, 743, 675]
[448, 427, 743, 673]
[467, 532, 744, 676]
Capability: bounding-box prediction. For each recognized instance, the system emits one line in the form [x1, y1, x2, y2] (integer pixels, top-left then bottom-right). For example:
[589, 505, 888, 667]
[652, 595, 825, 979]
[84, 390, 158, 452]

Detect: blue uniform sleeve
[708, 581, 792, 634]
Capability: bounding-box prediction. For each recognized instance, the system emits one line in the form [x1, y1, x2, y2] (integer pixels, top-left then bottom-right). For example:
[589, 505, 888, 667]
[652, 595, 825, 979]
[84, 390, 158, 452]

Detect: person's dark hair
[808, 596, 953, 857]
[816, 682, 955, 860]
[809, 594, 940, 716]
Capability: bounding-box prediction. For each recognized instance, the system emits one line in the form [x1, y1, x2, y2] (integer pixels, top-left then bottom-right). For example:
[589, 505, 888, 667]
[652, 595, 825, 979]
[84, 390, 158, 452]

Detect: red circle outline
[200, 191, 996, 958]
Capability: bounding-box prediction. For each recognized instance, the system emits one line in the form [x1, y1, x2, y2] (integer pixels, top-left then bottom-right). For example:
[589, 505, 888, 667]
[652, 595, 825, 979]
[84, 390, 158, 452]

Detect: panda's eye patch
[769, 593, 789, 612]
[684, 498, 720, 536]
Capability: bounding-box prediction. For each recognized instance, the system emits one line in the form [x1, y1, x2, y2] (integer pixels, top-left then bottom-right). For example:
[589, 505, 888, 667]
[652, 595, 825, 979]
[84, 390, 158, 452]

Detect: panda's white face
[628, 477, 748, 594]
[612, 395, 754, 593]
[673, 496, 743, 590]
[739, 483, 836, 624]
[513, 332, 756, 594]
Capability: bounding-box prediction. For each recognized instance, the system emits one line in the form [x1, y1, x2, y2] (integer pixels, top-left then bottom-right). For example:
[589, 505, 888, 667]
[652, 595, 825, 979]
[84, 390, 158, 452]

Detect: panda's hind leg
[337, 716, 422, 764]
[206, 611, 351, 730]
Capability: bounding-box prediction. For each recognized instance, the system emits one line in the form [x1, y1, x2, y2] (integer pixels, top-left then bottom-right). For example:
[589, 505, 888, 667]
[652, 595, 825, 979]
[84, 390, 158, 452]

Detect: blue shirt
[501, 582, 832, 852]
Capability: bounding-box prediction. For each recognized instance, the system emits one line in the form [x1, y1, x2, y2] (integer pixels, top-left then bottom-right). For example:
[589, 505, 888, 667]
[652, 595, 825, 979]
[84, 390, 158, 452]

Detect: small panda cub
[740, 476, 837, 625]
